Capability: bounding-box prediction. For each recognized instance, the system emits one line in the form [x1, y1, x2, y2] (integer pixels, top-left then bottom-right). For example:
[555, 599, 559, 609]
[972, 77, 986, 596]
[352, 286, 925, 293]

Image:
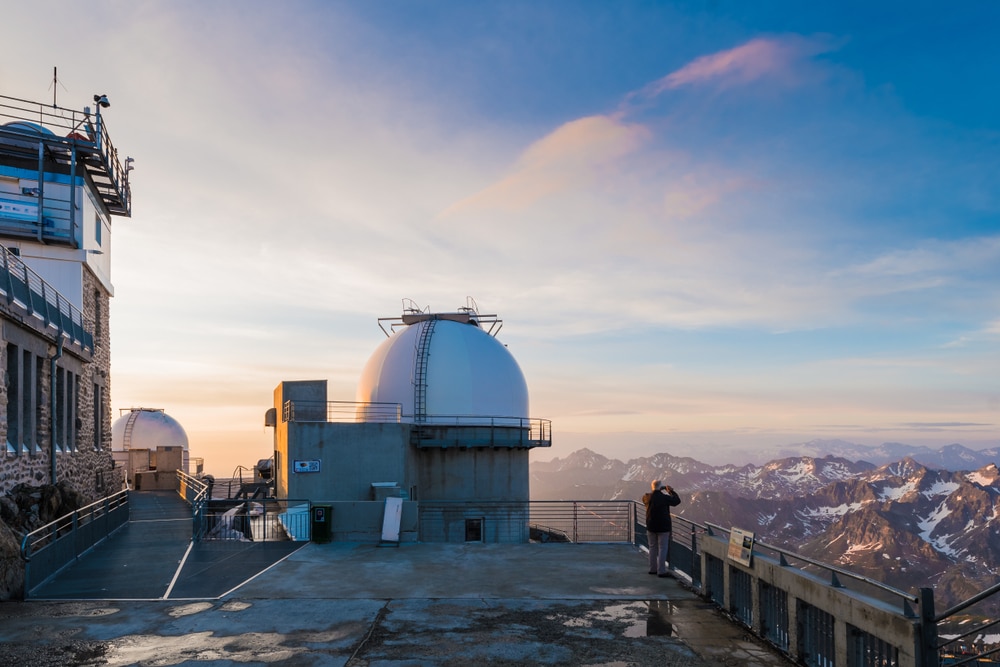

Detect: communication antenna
[48, 66, 68, 107]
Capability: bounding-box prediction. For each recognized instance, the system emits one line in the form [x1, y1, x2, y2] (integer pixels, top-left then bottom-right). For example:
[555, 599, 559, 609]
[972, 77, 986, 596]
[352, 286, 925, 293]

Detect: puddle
[562, 601, 678, 638]
[627, 600, 676, 638]
[168, 602, 214, 618]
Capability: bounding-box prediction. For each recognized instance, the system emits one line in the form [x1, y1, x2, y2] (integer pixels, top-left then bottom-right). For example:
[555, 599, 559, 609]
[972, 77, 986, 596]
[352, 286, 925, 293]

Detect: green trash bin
[312, 504, 332, 543]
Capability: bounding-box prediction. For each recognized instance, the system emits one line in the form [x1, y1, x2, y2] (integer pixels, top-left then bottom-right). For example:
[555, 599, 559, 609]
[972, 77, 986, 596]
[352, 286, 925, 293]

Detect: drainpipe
[49, 336, 63, 485]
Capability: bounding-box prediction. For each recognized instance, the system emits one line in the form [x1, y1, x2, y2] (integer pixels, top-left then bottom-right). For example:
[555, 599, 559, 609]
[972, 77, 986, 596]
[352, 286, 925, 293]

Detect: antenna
[48, 66, 68, 108]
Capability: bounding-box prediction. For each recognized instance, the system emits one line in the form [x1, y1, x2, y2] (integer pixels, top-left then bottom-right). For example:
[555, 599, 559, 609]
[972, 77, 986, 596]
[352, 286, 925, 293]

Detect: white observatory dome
[111, 408, 189, 452]
[356, 306, 529, 423]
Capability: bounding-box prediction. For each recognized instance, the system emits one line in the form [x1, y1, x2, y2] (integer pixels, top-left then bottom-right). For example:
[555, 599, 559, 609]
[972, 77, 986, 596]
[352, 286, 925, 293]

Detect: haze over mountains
[530, 441, 1000, 612]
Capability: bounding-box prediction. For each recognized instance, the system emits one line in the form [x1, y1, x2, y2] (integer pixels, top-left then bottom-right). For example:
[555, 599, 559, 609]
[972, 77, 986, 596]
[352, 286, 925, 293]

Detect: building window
[93, 383, 103, 451]
[54, 367, 78, 453]
[6, 344, 18, 454]
[29, 354, 45, 454]
[55, 367, 64, 453]
[94, 290, 102, 348]
[6, 345, 40, 455]
[94, 212, 102, 245]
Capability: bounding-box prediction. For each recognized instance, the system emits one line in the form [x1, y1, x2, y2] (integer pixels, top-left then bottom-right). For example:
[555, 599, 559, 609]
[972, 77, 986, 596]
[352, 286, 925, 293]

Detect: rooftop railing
[282, 399, 402, 423]
[280, 399, 552, 448]
[0, 93, 131, 217]
[0, 244, 93, 352]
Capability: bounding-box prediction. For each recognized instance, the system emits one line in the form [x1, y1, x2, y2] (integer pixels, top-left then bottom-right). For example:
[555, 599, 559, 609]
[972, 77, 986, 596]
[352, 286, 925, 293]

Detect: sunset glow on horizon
[3, 2, 997, 476]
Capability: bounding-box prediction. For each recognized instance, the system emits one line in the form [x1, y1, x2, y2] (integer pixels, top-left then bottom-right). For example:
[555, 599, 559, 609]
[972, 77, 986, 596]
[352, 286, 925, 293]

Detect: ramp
[30, 491, 304, 600]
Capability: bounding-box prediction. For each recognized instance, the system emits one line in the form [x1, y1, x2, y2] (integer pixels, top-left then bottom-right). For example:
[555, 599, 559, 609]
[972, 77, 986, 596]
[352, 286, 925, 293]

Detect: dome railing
[409, 415, 551, 449]
[281, 399, 552, 448]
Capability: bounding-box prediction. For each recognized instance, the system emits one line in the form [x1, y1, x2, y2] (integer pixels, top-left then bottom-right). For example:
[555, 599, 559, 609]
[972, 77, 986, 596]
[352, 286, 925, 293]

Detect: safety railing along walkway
[20, 489, 130, 595]
[509, 499, 1000, 667]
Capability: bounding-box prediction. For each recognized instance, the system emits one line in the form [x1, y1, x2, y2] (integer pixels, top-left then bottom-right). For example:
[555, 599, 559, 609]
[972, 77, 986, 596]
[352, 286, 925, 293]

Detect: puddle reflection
[623, 600, 676, 638]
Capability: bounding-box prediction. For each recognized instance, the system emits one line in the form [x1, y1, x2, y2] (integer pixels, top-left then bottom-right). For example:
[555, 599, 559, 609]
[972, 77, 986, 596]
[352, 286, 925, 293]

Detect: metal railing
[512, 500, 965, 667]
[934, 581, 1000, 666]
[19, 489, 130, 594]
[410, 415, 552, 448]
[280, 399, 552, 448]
[529, 500, 636, 543]
[195, 498, 312, 542]
[0, 244, 93, 351]
[178, 469, 210, 540]
[0, 93, 132, 217]
[282, 400, 402, 423]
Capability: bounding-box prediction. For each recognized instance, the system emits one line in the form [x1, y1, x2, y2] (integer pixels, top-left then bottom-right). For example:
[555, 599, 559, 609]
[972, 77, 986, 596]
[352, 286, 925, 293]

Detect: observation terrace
[14, 472, 999, 666]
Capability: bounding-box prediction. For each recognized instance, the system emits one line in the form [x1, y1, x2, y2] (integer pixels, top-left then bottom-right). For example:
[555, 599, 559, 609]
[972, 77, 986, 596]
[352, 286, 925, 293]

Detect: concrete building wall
[322, 501, 419, 543]
[273, 379, 536, 543]
[415, 448, 529, 502]
[280, 422, 411, 501]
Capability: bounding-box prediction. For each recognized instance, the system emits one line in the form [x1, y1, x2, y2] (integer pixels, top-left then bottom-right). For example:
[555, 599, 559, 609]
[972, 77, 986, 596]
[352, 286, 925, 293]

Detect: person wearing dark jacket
[642, 479, 681, 577]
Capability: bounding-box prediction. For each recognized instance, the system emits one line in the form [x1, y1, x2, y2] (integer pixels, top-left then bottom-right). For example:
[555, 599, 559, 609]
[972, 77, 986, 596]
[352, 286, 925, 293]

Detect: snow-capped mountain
[531, 449, 1000, 612]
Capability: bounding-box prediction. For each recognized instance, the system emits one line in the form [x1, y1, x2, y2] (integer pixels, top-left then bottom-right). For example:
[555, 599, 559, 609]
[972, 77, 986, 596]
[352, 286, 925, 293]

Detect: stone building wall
[0, 266, 122, 505]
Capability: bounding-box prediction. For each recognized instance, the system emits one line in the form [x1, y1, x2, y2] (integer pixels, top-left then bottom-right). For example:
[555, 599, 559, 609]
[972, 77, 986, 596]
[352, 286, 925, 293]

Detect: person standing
[642, 479, 681, 577]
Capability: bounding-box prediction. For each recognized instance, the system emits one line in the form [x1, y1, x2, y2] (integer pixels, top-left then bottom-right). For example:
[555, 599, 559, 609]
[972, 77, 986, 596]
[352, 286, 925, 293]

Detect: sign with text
[293, 459, 321, 473]
[727, 527, 755, 567]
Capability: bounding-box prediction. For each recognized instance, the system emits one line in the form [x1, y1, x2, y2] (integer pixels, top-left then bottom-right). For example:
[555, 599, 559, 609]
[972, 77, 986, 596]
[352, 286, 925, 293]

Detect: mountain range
[530, 444, 1000, 613]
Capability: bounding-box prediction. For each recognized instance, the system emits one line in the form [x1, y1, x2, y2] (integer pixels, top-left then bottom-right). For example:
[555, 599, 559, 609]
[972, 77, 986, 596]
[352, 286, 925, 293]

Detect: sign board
[293, 459, 321, 473]
[381, 496, 403, 544]
[727, 527, 755, 567]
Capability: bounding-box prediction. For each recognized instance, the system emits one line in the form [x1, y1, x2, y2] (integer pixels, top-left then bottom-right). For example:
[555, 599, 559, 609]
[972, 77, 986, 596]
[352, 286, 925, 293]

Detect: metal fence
[195, 498, 312, 543]
[19, 489, 129, 594]
[529, 500, 635, 543]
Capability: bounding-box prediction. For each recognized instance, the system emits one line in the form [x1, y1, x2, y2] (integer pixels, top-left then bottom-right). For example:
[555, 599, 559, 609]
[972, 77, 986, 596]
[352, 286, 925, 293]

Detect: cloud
[442, 115, 649, 215]
[620, 35, 839, 113]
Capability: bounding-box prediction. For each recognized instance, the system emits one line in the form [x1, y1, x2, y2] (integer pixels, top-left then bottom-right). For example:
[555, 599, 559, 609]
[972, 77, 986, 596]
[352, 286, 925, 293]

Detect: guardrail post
[573, 501, 579, 544]
[917, 587, 937, 667]
[71, 512, 80, 560]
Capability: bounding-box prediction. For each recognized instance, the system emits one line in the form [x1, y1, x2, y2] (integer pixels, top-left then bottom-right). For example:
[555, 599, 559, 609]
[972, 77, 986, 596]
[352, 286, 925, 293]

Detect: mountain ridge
[530, 446, 1000, 612]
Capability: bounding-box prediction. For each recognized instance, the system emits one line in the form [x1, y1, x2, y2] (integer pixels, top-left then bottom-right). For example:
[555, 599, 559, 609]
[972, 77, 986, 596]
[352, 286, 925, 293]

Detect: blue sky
[2, 2, 998, 475]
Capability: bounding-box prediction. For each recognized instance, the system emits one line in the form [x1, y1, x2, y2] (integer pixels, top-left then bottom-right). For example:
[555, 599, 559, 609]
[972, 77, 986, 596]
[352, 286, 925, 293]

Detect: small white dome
[356, 316, 529, 422]
[111, 408, 189, 452]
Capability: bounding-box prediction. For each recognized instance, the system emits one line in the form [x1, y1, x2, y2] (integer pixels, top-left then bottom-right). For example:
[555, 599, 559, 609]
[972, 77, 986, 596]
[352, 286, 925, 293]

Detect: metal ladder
[122, 410, 138, 450]
[413, 317, 437, 425]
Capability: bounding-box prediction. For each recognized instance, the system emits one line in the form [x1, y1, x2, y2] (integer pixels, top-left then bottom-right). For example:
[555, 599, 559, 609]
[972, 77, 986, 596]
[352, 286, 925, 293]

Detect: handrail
[935, 579, 1000, 622]
[177, 469, 209, 541]
[705, 520, 919, 604]
[0, 244, 93, 351]
[20, 488, 129, 560]
[0, 93, 131, 216]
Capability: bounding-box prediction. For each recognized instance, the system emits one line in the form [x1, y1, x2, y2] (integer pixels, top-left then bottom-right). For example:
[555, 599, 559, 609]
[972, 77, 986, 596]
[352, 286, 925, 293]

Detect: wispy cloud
[619, 35, 839, 114]
[443, 115, 649, 215]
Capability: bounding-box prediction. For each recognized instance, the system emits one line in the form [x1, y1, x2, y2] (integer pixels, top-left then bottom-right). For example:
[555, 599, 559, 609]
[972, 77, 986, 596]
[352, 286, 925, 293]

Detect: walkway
[30, 491, 303, 600]
[2, 491, 795, 666]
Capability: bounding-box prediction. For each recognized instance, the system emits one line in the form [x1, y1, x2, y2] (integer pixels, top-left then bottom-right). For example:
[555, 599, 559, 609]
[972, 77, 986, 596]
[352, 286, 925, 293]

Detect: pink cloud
[623, 35, 837, 110]
[443, 115, 649, 214]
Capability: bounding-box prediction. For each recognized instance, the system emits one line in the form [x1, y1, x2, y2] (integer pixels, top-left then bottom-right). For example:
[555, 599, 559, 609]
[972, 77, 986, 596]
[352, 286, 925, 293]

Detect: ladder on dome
[122, 411, 139, 450]
[412, 317, 437, 428]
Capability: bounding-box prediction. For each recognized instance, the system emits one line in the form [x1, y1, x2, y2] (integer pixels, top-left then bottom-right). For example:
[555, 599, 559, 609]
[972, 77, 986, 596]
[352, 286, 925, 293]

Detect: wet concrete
[1, 540, 795, 666]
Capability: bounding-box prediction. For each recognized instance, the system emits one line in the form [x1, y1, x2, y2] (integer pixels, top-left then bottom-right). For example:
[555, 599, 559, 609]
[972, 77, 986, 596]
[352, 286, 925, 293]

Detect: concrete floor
[0, 493, 795, 666]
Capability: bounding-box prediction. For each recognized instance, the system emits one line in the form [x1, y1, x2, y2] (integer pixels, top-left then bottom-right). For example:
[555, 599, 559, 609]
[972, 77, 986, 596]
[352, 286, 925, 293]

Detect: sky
[2, 2, 998, 476]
